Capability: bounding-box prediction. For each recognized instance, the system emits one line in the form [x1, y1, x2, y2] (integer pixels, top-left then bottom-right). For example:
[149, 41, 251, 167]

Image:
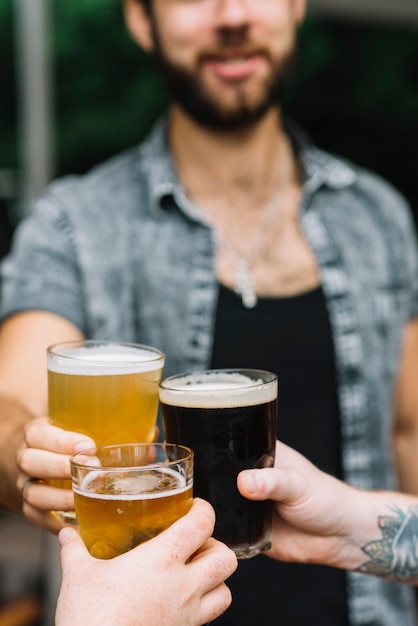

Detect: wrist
[323, 484, 369, 572]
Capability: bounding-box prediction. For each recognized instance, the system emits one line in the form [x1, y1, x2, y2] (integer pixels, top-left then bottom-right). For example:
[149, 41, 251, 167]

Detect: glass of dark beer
[159, 369, 277, 559]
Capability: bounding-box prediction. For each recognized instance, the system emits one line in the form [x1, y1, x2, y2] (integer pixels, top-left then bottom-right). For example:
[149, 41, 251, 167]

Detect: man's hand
[16, 416, 94, 533]
[238, 440, 418, 583]
[56, 498, 237, 626]
[238, 440, 367, 570]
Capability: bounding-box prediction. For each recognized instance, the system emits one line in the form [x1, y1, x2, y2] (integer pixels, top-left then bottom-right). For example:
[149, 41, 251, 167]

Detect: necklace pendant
[234, 260, 257, 309]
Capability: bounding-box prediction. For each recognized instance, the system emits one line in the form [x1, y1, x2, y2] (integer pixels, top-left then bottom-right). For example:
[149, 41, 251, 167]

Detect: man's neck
[166, 106, 317, 299]
[168, 105, 295, 203]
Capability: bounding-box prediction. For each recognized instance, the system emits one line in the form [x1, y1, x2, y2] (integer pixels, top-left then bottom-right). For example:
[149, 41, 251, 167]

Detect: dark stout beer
[160, 369, 277, 558]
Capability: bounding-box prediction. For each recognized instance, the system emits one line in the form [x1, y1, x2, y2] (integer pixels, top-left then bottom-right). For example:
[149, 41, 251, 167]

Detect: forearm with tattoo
[357, 505, 418, 583]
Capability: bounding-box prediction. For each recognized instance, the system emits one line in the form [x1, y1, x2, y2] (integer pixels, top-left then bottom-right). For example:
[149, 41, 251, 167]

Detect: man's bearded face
[149, 5, 298, 131]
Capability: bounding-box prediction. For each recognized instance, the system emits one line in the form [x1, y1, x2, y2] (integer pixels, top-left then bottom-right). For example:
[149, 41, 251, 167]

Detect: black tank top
[210, 284, 349, 626]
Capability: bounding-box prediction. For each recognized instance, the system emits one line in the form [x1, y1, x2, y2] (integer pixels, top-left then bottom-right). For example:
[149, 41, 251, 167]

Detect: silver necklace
[214, 187, 284, 308]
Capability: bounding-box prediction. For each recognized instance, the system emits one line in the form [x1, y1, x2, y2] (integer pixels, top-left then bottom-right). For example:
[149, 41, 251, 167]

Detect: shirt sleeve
[0, 194, 87, 333]
[396, 194, 418, 323]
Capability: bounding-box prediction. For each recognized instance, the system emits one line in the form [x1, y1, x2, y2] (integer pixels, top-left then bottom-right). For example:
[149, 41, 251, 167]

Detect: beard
[150, 25, 297, 131]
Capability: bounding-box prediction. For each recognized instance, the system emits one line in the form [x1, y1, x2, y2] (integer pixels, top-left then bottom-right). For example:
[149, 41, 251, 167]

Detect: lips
[201, 50, 266, 81]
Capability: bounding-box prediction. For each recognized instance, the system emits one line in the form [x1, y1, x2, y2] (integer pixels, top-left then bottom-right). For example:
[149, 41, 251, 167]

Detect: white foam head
[74, 467, 188, 500]
[48, 342, 165, 375]
[159, 370, 278, 408]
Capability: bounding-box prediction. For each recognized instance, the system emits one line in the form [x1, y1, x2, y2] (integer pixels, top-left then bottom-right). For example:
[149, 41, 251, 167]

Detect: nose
[214, 0, 251, 29]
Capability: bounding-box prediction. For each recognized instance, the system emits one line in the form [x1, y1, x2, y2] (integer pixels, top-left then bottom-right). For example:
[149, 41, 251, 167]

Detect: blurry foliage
[52, 0, 167, 173]
[0, 0, 17, 169]
[0, 0, 16, 254]
[1, 1, 418, 218]
[287, 11, 418, 220]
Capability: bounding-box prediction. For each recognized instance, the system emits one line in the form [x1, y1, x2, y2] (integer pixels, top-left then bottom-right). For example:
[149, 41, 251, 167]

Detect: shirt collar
[135, 118, 179, 216]
[136, 116, 357, 216]
[285, 118, 357, 192]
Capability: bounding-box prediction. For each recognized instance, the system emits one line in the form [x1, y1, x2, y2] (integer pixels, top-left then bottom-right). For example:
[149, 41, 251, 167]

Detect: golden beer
[48, 341, 165, 445]
[71, 443, 194, 559]
[73, 469, 193, 559]
[48, 342, 165, 518]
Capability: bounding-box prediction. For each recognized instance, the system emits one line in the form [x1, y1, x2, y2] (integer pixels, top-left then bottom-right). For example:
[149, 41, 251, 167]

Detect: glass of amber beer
[47, 340, 165, 522]
[159, 369, 277, 559]
[70, 442, 193, 559]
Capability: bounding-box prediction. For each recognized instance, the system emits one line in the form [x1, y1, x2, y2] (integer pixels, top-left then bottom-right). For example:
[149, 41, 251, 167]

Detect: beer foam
[48, 344, 164, 375]
[159, 371, 277, 408]
[74, 467, 188, 500]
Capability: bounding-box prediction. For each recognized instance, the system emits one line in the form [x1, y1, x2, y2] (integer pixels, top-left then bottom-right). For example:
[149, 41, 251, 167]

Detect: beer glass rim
[159, 369, 278, 407]
[70, 442, 193, 471]
[47, 340, 165, 366]
[160, 368, 277, 392]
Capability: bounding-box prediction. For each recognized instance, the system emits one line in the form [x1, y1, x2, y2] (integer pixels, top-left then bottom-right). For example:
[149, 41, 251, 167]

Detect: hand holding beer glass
[159, 369, 277, 559]
[70, 443, 193, 559]
[47, 340, 165, 522]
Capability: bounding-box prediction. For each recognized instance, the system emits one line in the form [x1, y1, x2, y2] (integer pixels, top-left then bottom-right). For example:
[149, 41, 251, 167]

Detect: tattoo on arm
[357, 505, 418, 582]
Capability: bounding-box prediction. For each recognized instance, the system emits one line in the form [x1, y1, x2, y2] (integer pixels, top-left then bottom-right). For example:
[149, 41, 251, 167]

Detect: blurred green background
[1, 0, 418, 248]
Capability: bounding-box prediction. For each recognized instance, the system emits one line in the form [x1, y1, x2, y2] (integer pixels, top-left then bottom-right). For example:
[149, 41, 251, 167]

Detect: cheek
[153, 6, 213, 64]
[257, 10, 298, 56]
[251, 1, 299, 35]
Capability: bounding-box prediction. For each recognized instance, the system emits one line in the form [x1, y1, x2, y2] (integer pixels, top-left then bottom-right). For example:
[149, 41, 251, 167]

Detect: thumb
[237, 467, 302, 503]
[58, 526, 90, 568]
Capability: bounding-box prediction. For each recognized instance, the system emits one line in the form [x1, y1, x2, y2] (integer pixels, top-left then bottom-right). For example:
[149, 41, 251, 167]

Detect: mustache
[197, 24, 271, 60]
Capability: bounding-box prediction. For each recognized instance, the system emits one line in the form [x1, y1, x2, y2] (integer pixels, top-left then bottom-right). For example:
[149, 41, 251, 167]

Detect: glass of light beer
[159, 369, 277, 559]
[47, 340, 165, 522]
[70, 443, 193, 559]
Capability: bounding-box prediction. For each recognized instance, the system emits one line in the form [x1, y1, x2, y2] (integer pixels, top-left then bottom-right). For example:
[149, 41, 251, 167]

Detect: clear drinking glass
[47, 340, 165, 522]
[159, 369, 277, 559]
[70, 442, 193, 559]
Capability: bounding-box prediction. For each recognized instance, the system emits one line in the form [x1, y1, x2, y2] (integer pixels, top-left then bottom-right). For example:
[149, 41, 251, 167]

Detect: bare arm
[238, 441, 418, 585]
[393, 318, 418, 495]
[0, 395, 33, 509]
[0, 311, 84, 510]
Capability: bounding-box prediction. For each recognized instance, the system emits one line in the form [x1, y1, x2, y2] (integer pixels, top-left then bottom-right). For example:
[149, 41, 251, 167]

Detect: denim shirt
[2, 119, 418, 625]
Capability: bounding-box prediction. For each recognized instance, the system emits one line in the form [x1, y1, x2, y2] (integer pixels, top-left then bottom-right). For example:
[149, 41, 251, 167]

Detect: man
[1, 0, 418, 624]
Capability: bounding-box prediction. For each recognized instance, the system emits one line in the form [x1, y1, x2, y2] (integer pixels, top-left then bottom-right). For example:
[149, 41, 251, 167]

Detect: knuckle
[24, 486, 38, 508]
[200, 509, 215, 531]
[206, 585, 232, 623]
[204, 539, 237, 577]
[224, 547, 238, 573]
[16, 447, 30, 473]
[193, 504, 215, 536]
[220, 584, 233, 612]
[229, 559, 238, 577]
[59, 454, 72, 477]
[23, 420, 34, 442]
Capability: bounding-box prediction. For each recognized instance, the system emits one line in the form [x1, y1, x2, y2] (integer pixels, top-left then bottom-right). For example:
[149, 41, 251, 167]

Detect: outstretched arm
[238, 441, 418, 585]
[394, 319, 418, 495]
[0, 311, 84, 513]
